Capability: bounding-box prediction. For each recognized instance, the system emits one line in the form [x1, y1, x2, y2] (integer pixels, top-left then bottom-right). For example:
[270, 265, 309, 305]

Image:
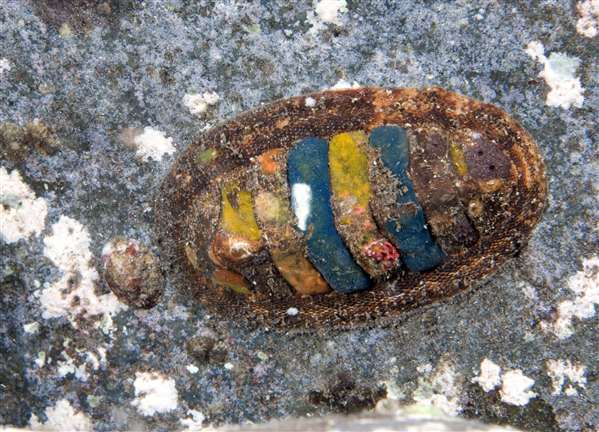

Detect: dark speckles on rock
[0, 274, 29, 427]
[307, 372, 388, 414]
[102, 238, 164, 309]
[463, 383, 560, 432]
[30, 0, 140, 35]
[0, 120, 61, 162]
[186, 331, 228, 365]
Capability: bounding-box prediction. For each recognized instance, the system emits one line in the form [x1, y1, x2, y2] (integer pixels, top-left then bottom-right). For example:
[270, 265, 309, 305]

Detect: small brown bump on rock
[97, 2, 112, 15]
[118, 127, 143, 150]
[186, 331, 228, 364]
[187, 335, 215, 363]
[307, 371, 388, 414]
[102, 238, 164, 309]
[0, 120, 60, 161]
[31, 0, 132, 35]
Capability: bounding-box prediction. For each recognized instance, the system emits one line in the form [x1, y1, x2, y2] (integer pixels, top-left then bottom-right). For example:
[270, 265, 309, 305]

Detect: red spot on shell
[363, 239, 400, 270]
[125, 241, 140, 256]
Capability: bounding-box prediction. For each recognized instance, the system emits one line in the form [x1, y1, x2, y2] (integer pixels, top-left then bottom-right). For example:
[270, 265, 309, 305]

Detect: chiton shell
[155, 87, 546, 329]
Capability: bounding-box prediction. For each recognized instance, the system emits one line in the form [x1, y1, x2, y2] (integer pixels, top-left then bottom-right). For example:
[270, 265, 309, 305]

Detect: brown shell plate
[154, 87, 547, 329]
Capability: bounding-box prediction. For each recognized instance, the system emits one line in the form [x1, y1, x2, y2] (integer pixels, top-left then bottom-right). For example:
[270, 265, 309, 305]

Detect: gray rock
[0, 1, 597, 431]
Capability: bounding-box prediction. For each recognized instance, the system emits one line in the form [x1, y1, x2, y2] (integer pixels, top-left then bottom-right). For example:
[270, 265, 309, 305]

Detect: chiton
[155, 87, 546, 328]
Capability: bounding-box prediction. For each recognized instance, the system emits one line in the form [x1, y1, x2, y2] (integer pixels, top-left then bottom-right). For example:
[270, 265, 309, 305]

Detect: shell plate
[155, 87, 547, 329]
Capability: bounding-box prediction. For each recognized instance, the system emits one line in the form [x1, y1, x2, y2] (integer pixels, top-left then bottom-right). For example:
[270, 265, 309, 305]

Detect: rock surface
[0, 1, 597, 431]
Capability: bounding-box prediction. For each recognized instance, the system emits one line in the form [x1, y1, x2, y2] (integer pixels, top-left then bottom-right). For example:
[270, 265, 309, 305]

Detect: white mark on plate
[291, 183, 312, 231]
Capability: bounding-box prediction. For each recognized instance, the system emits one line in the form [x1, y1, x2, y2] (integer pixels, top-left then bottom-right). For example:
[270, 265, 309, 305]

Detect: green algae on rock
[154, 87, 547, 328]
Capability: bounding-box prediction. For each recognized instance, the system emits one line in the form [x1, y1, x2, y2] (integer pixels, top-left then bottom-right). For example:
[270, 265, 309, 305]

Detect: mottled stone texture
[0, 1, 597, 432]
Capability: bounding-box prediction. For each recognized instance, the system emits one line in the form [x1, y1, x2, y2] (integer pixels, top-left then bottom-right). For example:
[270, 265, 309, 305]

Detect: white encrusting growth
[304, 96, 317, 107]
[473, 359, 539, 407]
[525, 41, 585, 109]
[576, 0, 599, 37]
[132, 371, 179, 416]
[541, 256, 599, 339]
[412, 358, 463, 416]
[472, 358, 502, 392]
[312, 0, 347, 25]
[86, 351, 101, 371]
[186, 364, 199, 374]
[55, 349, 102, 383]
[0, 58, 11, 77]
[57, 351, 88, 381]
[180, 409, 206, 431]
[0, 168, 48, 244]
[330, 78, 361, 90]
[291, 183, 312, 231]
[95, 314, 117, 337]
[51, 347, 107, 382]
[23, 322, 40, 335]
[29, 399, 93, 431]
[546, 359, 587, 396]
[183, 91, 220, 116]
[500, 370, 537, 406]
[38, 216, 126, 325]
[520, 281, 538, 301]
[133, 126, 176, 162]
[382, 356, 539, 414]
[35, 351, 46, 368]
